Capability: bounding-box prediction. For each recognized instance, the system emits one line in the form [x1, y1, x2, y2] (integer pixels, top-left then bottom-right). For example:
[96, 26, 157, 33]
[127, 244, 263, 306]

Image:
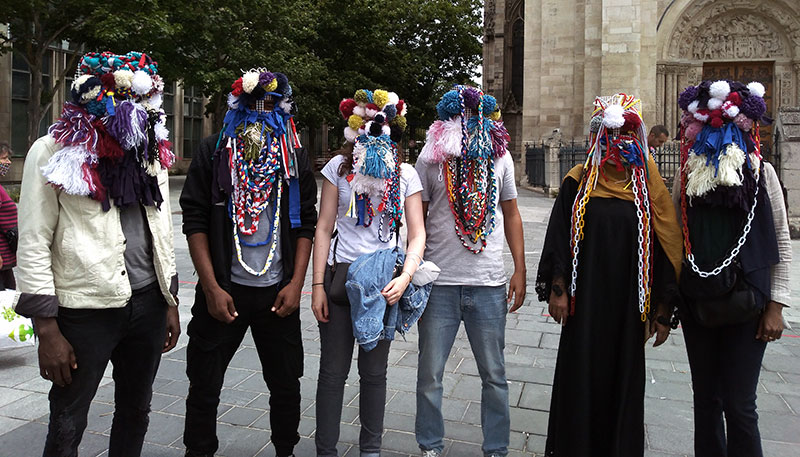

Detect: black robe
[536, 176, 678, 457]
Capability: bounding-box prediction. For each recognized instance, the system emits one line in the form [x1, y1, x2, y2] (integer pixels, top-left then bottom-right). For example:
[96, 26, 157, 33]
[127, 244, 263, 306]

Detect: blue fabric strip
[289, 177, 301, 228]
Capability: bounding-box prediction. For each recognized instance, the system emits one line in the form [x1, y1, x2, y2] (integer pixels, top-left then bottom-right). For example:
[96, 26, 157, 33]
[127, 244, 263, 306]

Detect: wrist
[33, 317, 59, 337]
[767, 301, 785, 313]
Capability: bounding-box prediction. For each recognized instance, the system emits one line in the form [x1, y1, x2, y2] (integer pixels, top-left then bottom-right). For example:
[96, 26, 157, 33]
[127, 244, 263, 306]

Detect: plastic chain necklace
[376, 143, 404, 243]
[444, 86, 497, 254]
[233, 178, 283, 276]
[229, 133, 281, 236]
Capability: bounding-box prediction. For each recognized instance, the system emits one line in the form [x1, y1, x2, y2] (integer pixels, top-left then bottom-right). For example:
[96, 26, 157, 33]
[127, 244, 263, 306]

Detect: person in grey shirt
[414, 86, 526, 457]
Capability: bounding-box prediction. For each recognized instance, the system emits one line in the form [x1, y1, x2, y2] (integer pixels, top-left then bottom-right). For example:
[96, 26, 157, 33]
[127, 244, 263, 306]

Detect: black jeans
[183, 283, 303, 456]
[43, 283, 167, 457]
[682, 313, 767, 457]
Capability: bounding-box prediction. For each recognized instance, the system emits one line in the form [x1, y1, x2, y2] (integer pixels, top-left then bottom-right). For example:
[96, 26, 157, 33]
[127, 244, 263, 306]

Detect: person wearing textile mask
[536, 94, 683, 457]
[414, 86, 525, 457]
[673, 80, 791, 457]
[180, 69, 317, 457]
[311, 89, 425, 457]
[0, 142, 17, 290]
[16, 51, 180, 457]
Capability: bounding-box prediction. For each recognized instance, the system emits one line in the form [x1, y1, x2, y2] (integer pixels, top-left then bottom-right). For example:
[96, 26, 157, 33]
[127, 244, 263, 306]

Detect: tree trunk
[212, 92, 226, 132]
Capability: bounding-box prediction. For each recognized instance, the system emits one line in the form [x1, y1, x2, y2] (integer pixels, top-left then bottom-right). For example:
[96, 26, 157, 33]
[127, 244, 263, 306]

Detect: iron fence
[652, 141, 681, 192]
[558, 138, 590, 178]
[525, 141, 546, 187]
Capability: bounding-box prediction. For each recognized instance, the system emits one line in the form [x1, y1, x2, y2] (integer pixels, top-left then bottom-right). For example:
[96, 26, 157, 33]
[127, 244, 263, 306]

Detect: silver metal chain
[631, 170, 648, 315]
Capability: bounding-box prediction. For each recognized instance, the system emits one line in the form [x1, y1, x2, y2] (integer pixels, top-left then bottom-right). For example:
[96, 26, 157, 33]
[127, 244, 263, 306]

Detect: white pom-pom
[144, 93, 163, 110]
[709, 80, 731, 100]
[357, 127, 366, 136]
[382, 125, 391, 136]
[602, 105, 625, 129]
[688, 100, 699, 113]
[131, 70, 153, 96]
[72, 74, 93, 91]
[722, 101, 740, 119]
[387, 92, 400, 105]
[353, 106, 366, 118]
[365, 108, 378, 119]
[279, 98, 293, 113]
[707, 98, 723, 110]
[154, 121, 169, 142]
[344, 127, 358, 143]
[113, 69, 134, 89]
[400, 103, 408, 116]
[242, 71, 260, 94]
[747, 82, 766, 98]
[227, 93, 239, 109]
[693, 111, 710, 122]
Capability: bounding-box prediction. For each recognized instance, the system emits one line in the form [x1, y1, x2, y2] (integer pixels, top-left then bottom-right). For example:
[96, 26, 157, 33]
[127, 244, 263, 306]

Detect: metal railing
[525, 141, 546, 187]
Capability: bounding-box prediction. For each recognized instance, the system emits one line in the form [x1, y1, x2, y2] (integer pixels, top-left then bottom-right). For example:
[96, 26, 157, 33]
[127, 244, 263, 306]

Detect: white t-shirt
[415, 153, 518, 286]
[321, 154, 423, 264]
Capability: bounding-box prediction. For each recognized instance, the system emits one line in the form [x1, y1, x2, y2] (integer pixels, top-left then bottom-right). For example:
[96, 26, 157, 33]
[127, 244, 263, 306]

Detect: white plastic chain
[568, 191, 586, 298]
[631, 170, 647, 315]
[686, 170, 760, 278]
[233, 179, 283, 276]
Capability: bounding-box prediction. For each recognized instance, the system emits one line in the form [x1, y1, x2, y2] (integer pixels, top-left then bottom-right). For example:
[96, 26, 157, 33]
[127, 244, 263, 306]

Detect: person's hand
[163, 305, 180, 353]
[507, 270, 526, 313]
[548, 288, 569, 326]
[756, 301, 785, 343]
[34, 317, 77, 387]
[311, 286, 329, 323]
[649, 318, 670, 347]
[204, 285, 237, 323]
[382, 273, 411, 306]
[273, 280, 302, 317]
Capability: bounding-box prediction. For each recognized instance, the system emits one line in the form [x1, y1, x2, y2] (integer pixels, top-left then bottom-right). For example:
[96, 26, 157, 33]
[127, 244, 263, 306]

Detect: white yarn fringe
[41, 146, 94, 196]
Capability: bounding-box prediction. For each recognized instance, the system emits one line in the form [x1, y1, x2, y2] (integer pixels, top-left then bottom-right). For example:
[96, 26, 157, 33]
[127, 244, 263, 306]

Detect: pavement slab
[0, 176, 798, 456]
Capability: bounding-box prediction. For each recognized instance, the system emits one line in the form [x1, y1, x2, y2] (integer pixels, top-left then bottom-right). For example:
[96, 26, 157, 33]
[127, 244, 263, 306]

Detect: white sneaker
[421, 451, 441, 457]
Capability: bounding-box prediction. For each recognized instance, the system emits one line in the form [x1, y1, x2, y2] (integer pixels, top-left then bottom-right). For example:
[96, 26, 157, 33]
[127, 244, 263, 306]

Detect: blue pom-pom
[364, 89, 374, 104]
[436, 90, 461, 121]
[274, 73, 290, 95]
[481, 95, 497, 115]
[383, 104, 397, 121]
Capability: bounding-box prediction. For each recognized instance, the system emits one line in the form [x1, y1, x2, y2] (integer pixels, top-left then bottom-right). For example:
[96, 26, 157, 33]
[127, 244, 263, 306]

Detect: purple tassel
[105, 101, 148, 150]
[462, 87, 481, 110]
[48, 103, 98, 150]
[490, 121, 510, 158]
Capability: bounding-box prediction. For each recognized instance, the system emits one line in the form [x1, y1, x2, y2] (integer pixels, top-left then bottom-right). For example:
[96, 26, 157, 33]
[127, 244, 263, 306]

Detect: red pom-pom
[621, 111, 642, 132]
[366, 103, 379, 111]
[93, 120, 124, 160]
[100, 73, 116, 90]
[339, 99, 357, 119]
[231, 78, 243, 96]
[709, 115, 724, 128]
[726, 92, 742, 106]
[397, 100, 405, 113]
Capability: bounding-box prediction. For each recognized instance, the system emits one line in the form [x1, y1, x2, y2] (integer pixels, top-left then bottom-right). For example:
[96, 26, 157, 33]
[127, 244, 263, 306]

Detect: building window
[511, 18, 524, 106]
[183, 86, 203, 158]
[11, 51, 52, 156]
[163, 82, 175, 137]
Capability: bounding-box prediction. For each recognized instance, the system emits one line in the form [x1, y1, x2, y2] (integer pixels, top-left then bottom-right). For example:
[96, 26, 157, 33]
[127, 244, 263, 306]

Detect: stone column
[776, 108, 800, 237]
[544, 130, 563, 196]
[656, 64, 665, 126]
[665, 67, 677, 132]
[794, 63, 800, 105]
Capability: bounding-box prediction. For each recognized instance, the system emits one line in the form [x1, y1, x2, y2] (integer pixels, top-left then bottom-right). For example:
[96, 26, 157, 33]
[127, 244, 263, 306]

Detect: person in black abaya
[535, 95, 684, 457]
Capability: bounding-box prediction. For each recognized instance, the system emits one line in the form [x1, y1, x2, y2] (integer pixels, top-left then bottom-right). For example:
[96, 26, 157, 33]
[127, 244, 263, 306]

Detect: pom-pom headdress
[44, 51, 173, 211]
[338, 89, 407, 243]
[418, 85, 506, 254]
[217, 68, 303, 277]
[677, 79, 766, 284]
[569, 93, 653, 321]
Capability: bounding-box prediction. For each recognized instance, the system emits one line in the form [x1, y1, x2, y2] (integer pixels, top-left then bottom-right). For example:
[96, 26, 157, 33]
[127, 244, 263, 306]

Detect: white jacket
[17, 136, 178, 312]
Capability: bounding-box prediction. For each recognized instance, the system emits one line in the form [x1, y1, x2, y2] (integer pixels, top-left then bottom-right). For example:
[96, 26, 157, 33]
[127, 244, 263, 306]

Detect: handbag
[679, 260, 759, 327]
[324, 233, 351, 306]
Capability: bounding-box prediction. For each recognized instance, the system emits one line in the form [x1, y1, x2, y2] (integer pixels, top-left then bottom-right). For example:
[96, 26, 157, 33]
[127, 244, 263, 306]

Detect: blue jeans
[415, 285, 509, 457]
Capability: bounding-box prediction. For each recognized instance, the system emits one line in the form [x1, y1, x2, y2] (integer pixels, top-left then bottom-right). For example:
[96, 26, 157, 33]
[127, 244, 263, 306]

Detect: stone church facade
[483, 0, 800, 172]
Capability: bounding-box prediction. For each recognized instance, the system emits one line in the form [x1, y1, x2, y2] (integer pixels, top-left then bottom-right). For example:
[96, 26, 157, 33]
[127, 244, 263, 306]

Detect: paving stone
[86, 400, 115, 433]
[214, 421, 272, 456]
[0, 364, 39, 388]
[646, 424, 694, 455]
[0, 392, 49, 420]
[518, 382, 552, 411]
[219, 387, 260, 407]
[142, 411, 185, 446]
[150, 392, 181, 412]
[0, 415, 27, 435]
[509, 407, 548, 434]
[140, 442, 185, 457]
[381, 429, 427, 455]
[0, 386, 32, 409]
[645, 380, 693, 401]
[526, 433, 547, 453]
[758, 411, 800, 443]
[218, 406, 265, 426]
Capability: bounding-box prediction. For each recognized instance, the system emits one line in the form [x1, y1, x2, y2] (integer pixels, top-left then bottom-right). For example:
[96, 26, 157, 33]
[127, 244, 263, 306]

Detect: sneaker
[421, 450, 441, 457]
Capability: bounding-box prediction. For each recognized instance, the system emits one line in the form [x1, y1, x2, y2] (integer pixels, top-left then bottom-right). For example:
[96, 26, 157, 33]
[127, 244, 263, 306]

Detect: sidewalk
[0, 177, 798, 456]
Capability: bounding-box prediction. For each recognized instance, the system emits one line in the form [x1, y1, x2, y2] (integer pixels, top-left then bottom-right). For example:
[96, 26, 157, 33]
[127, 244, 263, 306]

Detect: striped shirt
[0, 185, 17, 270]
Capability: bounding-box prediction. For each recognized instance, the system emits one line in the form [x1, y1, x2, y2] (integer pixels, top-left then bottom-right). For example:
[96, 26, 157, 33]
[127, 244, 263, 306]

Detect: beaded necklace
[349, 136, 403, 242]
[444, 86, 497, 254]
[569, 94, 653, 322]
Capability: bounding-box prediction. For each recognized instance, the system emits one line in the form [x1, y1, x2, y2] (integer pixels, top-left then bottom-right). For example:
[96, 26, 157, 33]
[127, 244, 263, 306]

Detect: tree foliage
[3, 0, 482, 148]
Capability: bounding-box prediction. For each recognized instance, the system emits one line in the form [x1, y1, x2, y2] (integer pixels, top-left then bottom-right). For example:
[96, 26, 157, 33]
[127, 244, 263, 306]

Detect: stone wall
[777, 107, 800, 238]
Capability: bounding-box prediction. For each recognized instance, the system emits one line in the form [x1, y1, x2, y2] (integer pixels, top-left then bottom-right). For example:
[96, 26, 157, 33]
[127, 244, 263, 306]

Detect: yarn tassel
[41, 146, 95, 196]
[105, 101, 148, 150]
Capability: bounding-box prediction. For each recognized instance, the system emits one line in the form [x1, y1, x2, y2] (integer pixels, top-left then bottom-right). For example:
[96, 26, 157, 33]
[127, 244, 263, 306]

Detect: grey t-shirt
[119, 204, 158, 290]
[322, 154, 423, 264]
[415, 153, 518, 286]
[230, 199, 283, 287]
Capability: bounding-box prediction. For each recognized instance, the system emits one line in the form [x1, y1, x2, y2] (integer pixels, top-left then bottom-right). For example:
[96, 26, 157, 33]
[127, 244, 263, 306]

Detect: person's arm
[181, 137, 237, 323]
[502, 198, 526, 313]
[758, 162, 791, 342]
[155, 170, 180, 351]
[381, 192, 426, 304]
[17, 138, 76, 387]
[0, 186, 18, 232]
[273, 149, 318, 317]
[311, 179, 338, 323]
